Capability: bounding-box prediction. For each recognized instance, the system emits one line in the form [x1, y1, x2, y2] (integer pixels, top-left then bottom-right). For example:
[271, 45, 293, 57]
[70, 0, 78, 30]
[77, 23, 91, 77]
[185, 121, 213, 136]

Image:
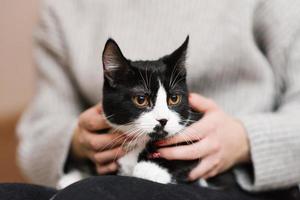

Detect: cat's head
[102, 36, 191, 141]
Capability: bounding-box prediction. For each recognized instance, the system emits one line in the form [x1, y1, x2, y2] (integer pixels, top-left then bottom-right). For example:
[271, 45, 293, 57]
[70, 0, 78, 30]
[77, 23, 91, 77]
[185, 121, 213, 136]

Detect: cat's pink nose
[157, 119, 168, 127]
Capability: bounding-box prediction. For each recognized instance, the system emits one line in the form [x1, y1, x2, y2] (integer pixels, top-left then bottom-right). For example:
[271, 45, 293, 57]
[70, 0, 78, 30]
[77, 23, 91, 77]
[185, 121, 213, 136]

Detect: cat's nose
[157, 119, 168, 127]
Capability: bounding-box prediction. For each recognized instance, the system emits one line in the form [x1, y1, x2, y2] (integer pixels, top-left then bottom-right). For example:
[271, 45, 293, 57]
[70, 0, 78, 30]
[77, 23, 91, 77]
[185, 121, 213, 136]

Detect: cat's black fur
[100, 37, 299, 200]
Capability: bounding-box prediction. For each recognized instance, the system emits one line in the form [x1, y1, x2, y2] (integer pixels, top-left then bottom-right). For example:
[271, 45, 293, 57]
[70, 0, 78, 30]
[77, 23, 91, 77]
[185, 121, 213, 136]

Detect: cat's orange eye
[132, 95, 150, 108]
[168, 94, 182, 106]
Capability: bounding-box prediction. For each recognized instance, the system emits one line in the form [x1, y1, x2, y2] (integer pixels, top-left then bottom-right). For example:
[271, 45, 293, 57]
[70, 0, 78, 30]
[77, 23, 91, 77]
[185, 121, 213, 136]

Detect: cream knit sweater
[17, 0, 300, 192]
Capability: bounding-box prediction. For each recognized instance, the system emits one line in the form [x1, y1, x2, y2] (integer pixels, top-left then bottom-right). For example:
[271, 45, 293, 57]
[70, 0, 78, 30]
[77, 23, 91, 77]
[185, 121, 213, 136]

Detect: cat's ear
[102, 38, 129, 86]
[163, 36, 189, 72]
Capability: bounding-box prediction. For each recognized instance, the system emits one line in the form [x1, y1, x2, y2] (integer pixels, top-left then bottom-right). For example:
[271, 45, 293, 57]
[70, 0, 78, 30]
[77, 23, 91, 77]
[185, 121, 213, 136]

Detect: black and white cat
[102, 36, 205, 185]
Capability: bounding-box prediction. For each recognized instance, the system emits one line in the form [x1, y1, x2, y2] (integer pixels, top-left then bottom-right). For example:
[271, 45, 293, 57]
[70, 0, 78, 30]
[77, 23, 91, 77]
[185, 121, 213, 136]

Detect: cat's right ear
[102, 39, 129, 86]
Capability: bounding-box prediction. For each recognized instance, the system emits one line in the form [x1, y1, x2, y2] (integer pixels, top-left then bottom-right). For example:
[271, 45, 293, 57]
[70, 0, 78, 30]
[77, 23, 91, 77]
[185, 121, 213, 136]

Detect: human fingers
[92, 146, 126, 165]
[158, 138, 219, 160]
[79, 104, 110, 131]
[189, 154, 221, 181]
[83, 131, 127, 151]
[189, 93, 218, 113]
[96, 162, 119, 175]
[201, 165, 221, 180]
[156, 130, 202, 147]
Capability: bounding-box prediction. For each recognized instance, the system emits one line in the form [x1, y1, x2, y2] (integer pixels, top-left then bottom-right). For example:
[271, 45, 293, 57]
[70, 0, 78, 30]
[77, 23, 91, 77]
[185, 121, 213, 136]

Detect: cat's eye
[168, 94, 182, 106]
[132, 95, 150, 108]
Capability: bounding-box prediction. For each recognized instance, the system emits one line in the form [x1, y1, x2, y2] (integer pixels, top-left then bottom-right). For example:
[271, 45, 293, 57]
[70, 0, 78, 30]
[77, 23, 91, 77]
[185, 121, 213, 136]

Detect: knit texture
[17, 0, 300, 191]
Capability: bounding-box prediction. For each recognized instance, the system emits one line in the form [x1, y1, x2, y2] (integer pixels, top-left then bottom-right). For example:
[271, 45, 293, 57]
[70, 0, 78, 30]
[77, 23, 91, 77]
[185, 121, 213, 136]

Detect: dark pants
[0, 183, 56, 200]
[0, 176, 299, 200]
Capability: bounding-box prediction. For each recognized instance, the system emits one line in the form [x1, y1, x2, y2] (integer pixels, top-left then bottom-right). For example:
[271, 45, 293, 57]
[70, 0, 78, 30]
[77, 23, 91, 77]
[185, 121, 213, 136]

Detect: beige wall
[0, 0, 39, 182]
[0, 0, 39, 120]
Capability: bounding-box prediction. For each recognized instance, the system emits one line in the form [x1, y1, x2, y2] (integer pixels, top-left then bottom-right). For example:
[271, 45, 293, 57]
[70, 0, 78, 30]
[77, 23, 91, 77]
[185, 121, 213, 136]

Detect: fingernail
[150, 152, 161, 159]
[188, 172, 196, 181]
[155, 140, 165, 146]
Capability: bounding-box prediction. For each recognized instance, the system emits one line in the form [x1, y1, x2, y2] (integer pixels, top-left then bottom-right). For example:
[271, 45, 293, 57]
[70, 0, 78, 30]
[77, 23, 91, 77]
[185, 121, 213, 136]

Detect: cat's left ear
[163, 35, 189, 72]
[102, 38, 129, 86]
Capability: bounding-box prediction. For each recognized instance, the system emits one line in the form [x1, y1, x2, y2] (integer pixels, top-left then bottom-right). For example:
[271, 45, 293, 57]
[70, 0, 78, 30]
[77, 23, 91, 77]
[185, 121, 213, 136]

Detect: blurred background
[0, 0, 39, 182]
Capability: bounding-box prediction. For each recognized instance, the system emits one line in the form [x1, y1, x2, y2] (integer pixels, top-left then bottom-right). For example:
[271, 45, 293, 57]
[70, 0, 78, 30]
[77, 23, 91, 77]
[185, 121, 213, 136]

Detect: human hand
[156, 93, 250, 181]
[71, 104, 127, 175]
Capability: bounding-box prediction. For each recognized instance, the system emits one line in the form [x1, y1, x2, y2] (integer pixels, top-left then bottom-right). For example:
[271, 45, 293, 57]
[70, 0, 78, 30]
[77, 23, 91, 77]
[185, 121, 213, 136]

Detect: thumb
[95, 103, 104, 114]
[189, 93, 218, 112]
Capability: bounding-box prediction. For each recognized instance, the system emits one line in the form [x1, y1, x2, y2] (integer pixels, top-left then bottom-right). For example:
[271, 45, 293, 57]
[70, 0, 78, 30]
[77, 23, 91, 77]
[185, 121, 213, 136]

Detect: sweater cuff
[235, 114, 297, 192]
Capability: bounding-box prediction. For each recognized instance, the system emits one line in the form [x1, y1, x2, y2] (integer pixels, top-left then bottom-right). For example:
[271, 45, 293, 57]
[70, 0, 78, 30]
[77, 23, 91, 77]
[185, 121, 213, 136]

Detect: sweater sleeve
[17, 1, 82, 187]
[235, 0, 300, 192]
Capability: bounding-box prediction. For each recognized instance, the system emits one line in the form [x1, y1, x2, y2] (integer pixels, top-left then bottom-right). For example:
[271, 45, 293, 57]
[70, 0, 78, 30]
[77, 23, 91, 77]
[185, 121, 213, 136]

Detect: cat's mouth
[148, 125, 169, 141]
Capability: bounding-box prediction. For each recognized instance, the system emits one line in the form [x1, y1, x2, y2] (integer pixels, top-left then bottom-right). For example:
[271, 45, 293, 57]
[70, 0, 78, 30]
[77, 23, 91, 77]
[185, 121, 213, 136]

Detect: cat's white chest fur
[118, 143, 172, 184]
[117, 144, 143, 176]
[133, 161, 172, 184]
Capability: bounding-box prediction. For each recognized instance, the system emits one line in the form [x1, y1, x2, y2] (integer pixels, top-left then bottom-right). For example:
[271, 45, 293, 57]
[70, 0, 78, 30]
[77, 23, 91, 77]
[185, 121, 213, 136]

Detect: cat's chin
[148, 131, 168, 141]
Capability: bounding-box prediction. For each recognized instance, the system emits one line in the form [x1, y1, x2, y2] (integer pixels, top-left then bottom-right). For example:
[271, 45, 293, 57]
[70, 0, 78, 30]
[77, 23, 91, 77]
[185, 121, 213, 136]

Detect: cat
[101, 36, 233, 186]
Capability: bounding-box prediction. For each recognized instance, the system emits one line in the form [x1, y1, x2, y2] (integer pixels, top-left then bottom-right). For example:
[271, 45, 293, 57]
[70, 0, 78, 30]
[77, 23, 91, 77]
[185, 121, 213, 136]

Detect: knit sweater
[17, 0, 300, 191]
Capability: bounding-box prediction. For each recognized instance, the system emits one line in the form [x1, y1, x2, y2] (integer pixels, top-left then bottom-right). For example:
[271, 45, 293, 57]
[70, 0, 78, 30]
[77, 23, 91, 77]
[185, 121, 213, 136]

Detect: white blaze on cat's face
[135, 82, 184, 137]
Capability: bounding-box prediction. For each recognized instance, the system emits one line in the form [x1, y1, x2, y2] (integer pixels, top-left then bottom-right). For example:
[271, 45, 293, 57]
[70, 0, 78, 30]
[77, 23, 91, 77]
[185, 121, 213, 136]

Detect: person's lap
[53, 176, 294, 200]
[0, 183, 56, 200]
[0, 176, 298, 200]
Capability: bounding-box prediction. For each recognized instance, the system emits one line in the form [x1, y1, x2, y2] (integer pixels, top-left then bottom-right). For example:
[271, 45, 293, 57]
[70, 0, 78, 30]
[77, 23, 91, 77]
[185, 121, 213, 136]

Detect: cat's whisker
[181, 117, 197, 122]
[170, 67, 186, 89]
[120, 130, 140, 154]
[112, 128, 144, 162]
[182, 119, 197, 122]
[170, 62, 183, 88]
[178, 134, 189, 145]
[120, 136, 131, 155]
[99, 134, 125, 152]
[103, 114, 115, 120]
[130, 132, 142, 148]
[145, 65, 151, 91]
[182, 133, 195, 146]
[181, 119, 197, 125]
[171, 76, 185, 90]
[138, 69, 149, 91]
[149, 70, 153, 89]
[99, 127, 139, 151]
[126, 129, 143, 153]
[169, 56, 181, 88]
[111, 122, 137, 133]
[185, 130, 201, 142]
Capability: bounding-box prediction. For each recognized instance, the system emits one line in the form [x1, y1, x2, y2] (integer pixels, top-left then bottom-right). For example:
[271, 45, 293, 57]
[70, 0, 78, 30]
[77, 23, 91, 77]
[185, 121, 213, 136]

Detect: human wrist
[235, 119, 251, 164]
